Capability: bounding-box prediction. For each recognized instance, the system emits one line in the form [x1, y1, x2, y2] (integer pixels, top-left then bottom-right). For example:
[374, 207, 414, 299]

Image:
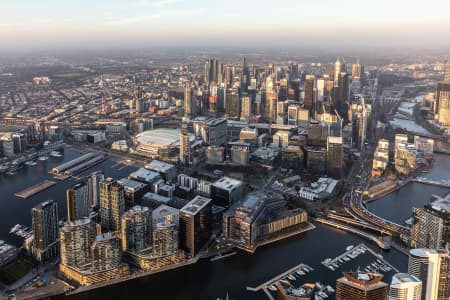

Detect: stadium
[134, 128, 195, 160]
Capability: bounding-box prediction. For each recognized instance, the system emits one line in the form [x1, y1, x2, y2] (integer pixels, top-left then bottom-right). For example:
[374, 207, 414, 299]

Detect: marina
[321, 243, 399, 273]
[246, 262, 313, 296]
[14, 180, 57, 199]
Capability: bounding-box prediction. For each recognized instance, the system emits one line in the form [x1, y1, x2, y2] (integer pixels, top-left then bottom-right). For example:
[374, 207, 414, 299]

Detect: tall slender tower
[85, 171, 104, 208]
[388, 273, 422, 300]
[408, 248, 449, 300]
[66, 182, 89, 222]
[179, 123, 191, 165]
[31, 200, 59, 262]
[99, 178, 125, 232]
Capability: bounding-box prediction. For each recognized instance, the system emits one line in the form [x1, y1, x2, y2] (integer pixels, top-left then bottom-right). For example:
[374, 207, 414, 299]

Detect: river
[0, 149, 448, 300]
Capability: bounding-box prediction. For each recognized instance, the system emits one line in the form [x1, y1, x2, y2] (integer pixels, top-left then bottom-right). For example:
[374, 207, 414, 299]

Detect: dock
[246, 262, 311, 293]
[15, 180, 57, 199]
[323, 243, 367, 267]
[322, 242, 399, 273]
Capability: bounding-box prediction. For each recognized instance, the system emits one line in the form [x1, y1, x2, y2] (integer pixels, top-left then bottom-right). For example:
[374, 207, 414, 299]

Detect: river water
[0, 148, 448, 300]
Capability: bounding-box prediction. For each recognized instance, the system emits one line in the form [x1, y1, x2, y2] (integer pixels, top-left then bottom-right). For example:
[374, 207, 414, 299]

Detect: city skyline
[2, 0, 450, 52]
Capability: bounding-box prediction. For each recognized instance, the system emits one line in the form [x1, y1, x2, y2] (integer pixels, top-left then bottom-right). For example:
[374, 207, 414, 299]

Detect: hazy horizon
[1, 0, 450, 53]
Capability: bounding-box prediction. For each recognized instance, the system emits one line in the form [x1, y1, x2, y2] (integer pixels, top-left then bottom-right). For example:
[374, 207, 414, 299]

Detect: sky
[1, 0, 450, 52]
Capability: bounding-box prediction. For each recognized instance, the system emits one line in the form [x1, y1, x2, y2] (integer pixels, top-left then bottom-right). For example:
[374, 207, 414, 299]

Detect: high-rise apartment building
[179, 196, 212, 257]
[90, 232, 122, 272]
[120, 206, 152, 253]
[179, 123, 191, 165]
[327, 136, 344, 178]
[411, 195, 450, 249]
[408, 248, 449, 300]
[31, 200, 59, 262]
[152, 220, 178, 257]
[85, 171, 104, 208]
[444, 60, 450, 82]
[388, 273, 422, 300]
[436, 82, 450, 126]
[60, 218, 96, 268]
[99, 178, 125, 232]
[66, 182, 89, 222]
[304, 75, 316, 116]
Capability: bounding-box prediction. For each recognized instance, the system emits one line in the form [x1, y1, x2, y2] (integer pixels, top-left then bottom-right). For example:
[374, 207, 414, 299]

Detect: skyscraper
[327, 136, 344, 178]
[184, 83, 195, 119]
[85, 171, 104, 208]
[225, 88, 240, 119]
[336, 271, 388, 300]
[66, 182, 89, 222]
[60, 218, 96, 268]
[334, 57, 345, 85]
[31, 200, 59, 262]
[120, 206, 152, 253]
[265, 74, 277, 121]
[240, 95, 252, 121]
[179, 123, 191, 165]
[411, 195, 450, 249]
[99, 178, 125, 232]
[304, 75, 316, 117]
[408, 248, 449, 300]
[352, 59, 363, 82]
[205, 58, 218, 85]
[444, 60, 450, 82]
[388, 273, 422, 300]
[241, 56, 250, 92]
[179, 196, 212, 257]
[436, 82, 450, 126]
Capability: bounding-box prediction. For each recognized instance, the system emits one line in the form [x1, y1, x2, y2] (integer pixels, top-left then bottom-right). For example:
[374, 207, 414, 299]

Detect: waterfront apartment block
[411, 194, 450, 249]
[179, 196, 213, 257]
[31, 200, 59, 262]
[336, 272, 388, 300]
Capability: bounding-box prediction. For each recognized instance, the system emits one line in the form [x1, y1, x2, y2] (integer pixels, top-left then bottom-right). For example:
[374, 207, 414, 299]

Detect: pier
[322, 243, 399, 273]
[15, 180, 56, 199]
[412, 177, 450, 188]
[246, 262, 310, 293]
[315, 218, 391, 250]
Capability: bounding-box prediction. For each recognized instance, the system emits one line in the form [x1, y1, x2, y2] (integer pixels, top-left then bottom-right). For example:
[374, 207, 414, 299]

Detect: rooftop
[213, 176, 243, 191]
[145, 160, 175, 173]
[129, 168, 160, 182]
[391, 273, 421, 285]
[180, 195, 211, 215]
[117, 178, 147, 190]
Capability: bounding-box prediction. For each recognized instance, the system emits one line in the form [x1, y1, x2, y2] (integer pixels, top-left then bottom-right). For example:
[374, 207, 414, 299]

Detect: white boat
[287, 275, 296, 281]
[268, 285, 278, 291]
[326, 285, 335, 293]
[38, 156, 49, 161]
[346, 245, 354, 251]
[328, 266, 335, 271]
[9, 224, 21, 234]
[322, 258, 332, 264]
[296, 270, 305, 275]
[343, 256, 350, 261]
[49, 151, 63, 157]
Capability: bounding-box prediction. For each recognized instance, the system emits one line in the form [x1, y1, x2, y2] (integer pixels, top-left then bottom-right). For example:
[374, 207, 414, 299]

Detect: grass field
[0, 257, 33, 285]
